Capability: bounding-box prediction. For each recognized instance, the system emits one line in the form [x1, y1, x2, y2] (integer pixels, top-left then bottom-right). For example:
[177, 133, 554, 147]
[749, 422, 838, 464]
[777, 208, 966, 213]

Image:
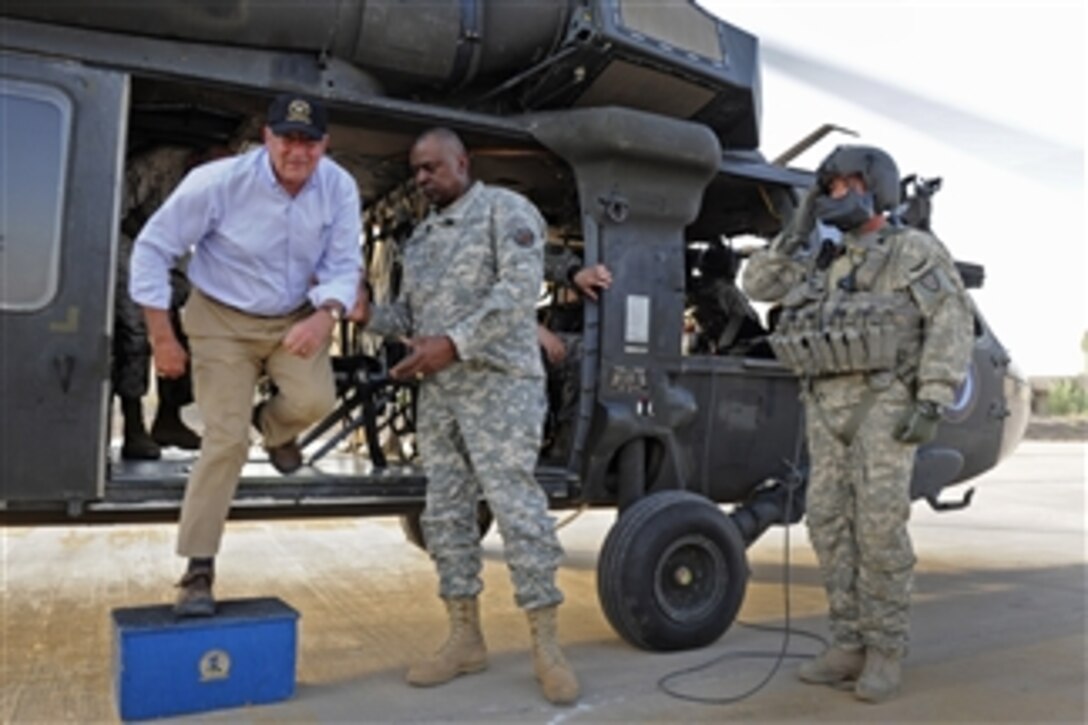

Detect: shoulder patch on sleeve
[918, 269, 941, 293]
[513, 226, 536, 247]
[891, 228, 940, 281]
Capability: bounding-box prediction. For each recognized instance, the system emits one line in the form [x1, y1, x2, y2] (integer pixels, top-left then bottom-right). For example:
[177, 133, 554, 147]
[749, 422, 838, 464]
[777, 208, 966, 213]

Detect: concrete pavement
[1, 441, 1084, 722]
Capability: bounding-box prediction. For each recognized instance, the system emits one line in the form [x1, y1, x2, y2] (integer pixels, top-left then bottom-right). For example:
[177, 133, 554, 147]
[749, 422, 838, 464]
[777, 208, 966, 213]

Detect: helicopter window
[0, 81, 71, 311]
[617, 0, 723, 62]
[683, 237, 772, 358]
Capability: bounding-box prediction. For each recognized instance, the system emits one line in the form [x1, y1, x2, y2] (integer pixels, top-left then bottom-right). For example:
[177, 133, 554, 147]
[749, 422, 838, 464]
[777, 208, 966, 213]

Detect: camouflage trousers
[113, 233, 152, 399]
[804, 375, 918, 657]
[543, 332, 582, 458]
[418, 371, 564, 610]
[112, 233, 193, 404]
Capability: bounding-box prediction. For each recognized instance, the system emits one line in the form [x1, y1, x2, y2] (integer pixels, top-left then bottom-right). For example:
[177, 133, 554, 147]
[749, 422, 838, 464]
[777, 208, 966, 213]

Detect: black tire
[597, 490, 749, 651]
[399, 501, 494, 551]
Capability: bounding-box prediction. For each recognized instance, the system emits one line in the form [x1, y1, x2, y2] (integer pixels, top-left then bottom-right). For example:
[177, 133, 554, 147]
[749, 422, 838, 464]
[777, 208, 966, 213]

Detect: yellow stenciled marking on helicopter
[48, 306, 80, 333]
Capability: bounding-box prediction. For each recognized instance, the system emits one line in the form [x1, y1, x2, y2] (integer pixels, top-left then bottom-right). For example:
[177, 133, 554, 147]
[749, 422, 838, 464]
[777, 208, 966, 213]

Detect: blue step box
[112, 597, 299, 721]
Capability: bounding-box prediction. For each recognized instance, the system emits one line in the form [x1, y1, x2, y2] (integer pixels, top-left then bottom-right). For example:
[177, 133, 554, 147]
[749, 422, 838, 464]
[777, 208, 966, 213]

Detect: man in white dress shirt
[130, 93, 362, 616]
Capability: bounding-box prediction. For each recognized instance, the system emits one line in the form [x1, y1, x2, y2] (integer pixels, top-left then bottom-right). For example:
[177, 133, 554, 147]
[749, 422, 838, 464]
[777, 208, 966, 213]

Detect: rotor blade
[772, 122, 857, 165]
[761, 42, 1083, 188]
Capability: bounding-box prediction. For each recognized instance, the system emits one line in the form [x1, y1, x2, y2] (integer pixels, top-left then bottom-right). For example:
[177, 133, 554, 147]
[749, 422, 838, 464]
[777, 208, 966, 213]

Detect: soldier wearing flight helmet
[742, 145, 973, 702]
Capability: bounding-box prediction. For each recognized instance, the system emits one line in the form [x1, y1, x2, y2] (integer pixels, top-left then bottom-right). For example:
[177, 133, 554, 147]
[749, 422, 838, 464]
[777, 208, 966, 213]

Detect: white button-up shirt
[130, 146, 361, 316]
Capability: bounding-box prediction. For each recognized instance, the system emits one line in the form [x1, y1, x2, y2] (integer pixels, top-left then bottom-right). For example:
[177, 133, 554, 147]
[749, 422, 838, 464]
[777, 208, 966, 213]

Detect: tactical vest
[767, 230, 923, 379]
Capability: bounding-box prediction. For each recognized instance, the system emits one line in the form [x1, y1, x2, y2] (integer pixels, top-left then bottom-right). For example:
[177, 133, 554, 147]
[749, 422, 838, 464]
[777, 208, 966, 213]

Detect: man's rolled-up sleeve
[129, 169, 218, 310]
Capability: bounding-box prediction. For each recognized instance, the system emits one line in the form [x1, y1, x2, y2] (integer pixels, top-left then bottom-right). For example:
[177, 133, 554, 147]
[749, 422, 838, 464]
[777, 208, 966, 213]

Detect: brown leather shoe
[266, 439, 303, 474]
[175, 569, 215, 617]
[253, 400, 302, 474]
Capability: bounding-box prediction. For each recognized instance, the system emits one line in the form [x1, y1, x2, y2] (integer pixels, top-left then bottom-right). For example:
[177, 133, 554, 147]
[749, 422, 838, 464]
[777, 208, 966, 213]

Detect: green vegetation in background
[1043, 379, 1088, 416]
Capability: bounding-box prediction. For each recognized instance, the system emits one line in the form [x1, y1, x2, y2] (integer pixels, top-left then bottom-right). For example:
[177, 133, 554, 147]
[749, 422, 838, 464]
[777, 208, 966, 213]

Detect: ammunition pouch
[768, 292, 922, 378]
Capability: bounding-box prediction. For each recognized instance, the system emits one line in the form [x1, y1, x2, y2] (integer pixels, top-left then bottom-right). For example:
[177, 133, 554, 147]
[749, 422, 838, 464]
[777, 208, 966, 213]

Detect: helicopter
[0, 0, 1030, 652]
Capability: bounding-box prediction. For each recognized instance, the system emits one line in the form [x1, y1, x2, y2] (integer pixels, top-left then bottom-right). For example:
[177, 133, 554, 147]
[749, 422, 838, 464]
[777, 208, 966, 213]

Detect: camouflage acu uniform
[743, 225, 973, 656]
[113, 146, 194, 401]
[542, 331, 581, 457]
[113, 229, 153, 399]
[540, 244, 587, 458]
[543, 244, 582, 287]
[367, 181, 564, 610]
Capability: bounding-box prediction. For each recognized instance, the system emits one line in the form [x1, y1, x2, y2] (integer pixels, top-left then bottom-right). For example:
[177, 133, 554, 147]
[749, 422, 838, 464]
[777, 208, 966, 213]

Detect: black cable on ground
[656, 450, 830, 705]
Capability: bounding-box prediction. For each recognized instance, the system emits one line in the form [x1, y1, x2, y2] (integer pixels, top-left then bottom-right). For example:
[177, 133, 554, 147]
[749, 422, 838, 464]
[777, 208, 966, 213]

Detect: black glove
[894, 399, 942, 445]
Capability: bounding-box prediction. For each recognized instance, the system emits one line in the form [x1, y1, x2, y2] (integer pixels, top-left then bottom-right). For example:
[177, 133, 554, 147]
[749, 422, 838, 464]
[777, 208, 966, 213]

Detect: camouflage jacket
[743, 225, 973, 406]
[367, 181, 545, 379]
[543, 244, 581, 286]
[123, 146, 193, 235]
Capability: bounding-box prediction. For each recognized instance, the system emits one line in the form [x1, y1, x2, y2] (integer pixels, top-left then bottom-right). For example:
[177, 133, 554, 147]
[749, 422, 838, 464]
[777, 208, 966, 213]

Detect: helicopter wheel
[399, 501, 494, 551]
[597, 490, 749, 651]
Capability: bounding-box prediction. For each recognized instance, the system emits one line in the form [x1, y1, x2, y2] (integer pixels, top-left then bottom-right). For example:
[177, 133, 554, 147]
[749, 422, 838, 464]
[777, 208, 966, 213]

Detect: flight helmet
[813, 145, 900, 232]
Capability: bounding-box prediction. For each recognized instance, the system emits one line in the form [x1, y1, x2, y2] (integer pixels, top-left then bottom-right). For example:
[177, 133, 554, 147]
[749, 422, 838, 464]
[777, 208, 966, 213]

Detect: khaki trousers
[176, 289, 335, 557]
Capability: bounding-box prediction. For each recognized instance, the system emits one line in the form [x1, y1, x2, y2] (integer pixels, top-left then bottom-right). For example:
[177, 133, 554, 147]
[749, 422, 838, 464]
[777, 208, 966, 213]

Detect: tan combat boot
[406, 598, 488, 686]
[527, 605, 580, 705]
[855, 648, 902, 703]
[798, 645, 865, 684]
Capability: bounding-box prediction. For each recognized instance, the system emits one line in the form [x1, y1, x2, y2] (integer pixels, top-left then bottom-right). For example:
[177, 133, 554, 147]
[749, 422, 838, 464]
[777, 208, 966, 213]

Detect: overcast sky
[698, 0, 1086, 376]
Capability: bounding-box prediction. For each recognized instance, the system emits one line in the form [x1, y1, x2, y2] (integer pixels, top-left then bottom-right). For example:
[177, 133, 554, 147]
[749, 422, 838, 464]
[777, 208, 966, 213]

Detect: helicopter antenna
[772, 123, 857, 166]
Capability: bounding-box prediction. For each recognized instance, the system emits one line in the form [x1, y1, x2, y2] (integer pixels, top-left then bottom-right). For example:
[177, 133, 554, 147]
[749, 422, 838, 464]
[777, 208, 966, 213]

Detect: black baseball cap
[267, 93, 327, 140]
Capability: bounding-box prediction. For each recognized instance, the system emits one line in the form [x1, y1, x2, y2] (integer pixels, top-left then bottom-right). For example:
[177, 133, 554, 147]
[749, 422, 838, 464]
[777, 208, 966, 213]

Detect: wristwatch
[319, 302, 344, 322]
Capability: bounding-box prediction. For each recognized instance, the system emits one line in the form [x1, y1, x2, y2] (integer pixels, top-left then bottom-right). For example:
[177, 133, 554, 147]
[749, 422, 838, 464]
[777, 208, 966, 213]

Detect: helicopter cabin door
[1, 52, 128, 508]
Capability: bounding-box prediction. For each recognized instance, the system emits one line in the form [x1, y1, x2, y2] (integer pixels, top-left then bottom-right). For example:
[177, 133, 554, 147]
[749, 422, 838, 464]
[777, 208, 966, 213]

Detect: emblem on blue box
[200, 648, 231, 682]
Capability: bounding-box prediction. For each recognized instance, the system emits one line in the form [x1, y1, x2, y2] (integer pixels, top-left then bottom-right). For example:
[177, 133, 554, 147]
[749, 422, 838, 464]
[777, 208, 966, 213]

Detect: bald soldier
[353, 128, 579, 705]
